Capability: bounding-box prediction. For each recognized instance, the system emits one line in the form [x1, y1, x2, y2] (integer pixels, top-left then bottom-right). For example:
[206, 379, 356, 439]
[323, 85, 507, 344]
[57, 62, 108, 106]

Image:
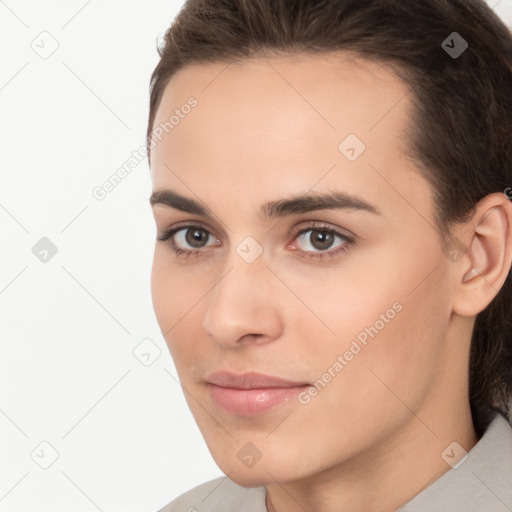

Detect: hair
[147, 0, 512, 431]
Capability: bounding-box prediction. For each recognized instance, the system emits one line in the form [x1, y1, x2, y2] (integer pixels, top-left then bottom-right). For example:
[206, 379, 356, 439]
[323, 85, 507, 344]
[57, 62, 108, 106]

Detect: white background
[1, 1, 512, 511]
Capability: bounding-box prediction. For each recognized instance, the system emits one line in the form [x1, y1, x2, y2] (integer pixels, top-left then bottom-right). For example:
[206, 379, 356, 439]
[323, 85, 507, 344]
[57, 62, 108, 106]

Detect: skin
[149, 52, 512, 512]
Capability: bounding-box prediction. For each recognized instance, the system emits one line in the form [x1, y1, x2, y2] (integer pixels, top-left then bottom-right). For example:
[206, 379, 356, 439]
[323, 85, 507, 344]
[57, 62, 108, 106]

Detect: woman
[147, 1, 512, 510]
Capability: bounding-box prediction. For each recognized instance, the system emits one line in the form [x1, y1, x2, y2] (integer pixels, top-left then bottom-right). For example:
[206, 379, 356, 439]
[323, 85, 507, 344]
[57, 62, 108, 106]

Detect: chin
[224, 471, 272, 488]
[214, 453, 312, 488]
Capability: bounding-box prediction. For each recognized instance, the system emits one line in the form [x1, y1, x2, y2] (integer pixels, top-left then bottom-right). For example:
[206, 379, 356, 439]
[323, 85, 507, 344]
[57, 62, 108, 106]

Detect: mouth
[205, 371, 311, 416]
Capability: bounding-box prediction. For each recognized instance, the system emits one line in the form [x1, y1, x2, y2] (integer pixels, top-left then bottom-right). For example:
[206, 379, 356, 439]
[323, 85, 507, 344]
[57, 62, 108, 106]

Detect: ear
[452, 192, 512, 317]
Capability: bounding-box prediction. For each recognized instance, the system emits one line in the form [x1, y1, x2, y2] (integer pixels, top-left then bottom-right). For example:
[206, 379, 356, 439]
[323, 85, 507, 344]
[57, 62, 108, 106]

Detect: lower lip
[208, 384, 310, 416]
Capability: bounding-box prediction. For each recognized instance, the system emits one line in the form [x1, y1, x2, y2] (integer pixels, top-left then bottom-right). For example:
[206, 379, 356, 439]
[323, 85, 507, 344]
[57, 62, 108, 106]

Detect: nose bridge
[202, 250, 283, 347]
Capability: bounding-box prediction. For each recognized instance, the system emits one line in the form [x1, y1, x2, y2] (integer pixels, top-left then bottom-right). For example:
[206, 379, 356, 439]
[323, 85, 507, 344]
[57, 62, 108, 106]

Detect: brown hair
[147, 0, 512, 428]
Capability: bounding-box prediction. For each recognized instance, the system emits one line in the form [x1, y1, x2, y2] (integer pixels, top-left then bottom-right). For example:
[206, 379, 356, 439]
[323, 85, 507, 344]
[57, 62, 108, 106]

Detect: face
[149, 52, 457, 486]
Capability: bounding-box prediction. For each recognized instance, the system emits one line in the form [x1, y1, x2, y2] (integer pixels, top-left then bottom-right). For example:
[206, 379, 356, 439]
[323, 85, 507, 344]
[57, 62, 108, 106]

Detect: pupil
[311, 230, 334, 250]
[186, 228, 207, 248]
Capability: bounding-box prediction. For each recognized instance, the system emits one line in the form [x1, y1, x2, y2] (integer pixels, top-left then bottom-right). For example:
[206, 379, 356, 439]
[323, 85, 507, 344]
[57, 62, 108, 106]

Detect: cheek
[301, 249, 451, 430]
[150, 248, 212, 363]
[285, 234, 448, 375]
[151, 248, 202, 321]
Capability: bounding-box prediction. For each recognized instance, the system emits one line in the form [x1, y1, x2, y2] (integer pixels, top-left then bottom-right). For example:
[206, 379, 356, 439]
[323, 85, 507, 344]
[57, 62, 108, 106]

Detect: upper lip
[205, 371, 310, 389]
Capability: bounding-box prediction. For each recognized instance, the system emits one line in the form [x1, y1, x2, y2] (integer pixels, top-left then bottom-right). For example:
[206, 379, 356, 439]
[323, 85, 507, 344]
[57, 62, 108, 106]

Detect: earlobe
[452, 194, 512, 317]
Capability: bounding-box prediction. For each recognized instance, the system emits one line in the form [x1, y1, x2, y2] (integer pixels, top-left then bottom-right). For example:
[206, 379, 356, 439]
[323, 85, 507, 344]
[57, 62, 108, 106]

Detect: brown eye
[158, 225, 220, 255]
[295, 228, 346, 253]
[308, 230, 335, 250]
[290, 225, 356, 261]
[185, 227, 210, 248]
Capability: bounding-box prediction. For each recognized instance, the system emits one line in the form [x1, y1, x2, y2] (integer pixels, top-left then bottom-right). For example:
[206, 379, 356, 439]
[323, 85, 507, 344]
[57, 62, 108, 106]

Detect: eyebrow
[149, 189, 382, 221]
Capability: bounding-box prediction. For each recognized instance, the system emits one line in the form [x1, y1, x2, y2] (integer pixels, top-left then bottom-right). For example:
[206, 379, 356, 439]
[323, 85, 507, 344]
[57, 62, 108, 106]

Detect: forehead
[150, 51, 423, 217]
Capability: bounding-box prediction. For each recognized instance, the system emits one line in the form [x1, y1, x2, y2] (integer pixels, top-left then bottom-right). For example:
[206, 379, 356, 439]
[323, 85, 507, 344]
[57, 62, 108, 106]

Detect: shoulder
[156, 476, 267, 512]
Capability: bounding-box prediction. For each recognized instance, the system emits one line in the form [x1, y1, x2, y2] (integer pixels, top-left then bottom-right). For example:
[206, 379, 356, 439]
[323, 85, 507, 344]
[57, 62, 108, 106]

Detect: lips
[206, 371, 310, 389]
[205, 371, 311, 416]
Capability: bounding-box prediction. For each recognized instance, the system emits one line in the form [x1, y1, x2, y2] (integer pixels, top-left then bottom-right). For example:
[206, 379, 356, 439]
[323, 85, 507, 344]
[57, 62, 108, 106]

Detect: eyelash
[156, 222, 356, 262]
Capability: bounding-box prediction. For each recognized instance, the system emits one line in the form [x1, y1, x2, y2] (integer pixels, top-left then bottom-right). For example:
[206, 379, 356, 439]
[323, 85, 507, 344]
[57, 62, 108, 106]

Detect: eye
[157, 221, 356, 261]
[296, 229, 340, 251]
[174, 227, 215, 249]
[289, 223, 355, 261]
[157, 224, 220, 257]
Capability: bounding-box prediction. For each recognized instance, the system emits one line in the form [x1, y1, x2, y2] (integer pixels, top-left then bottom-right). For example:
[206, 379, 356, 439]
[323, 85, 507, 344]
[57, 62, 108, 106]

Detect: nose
[202, 261, 284, 348]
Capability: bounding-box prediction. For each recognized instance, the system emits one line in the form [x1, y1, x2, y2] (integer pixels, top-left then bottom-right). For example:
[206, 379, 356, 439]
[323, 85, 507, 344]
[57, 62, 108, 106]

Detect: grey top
[157, 411, 512, 512]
